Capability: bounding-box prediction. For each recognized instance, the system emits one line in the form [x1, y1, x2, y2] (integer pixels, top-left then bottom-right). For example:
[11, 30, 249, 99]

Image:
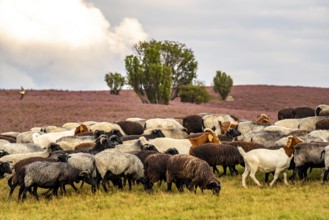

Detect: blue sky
[0, 0, 328, 90]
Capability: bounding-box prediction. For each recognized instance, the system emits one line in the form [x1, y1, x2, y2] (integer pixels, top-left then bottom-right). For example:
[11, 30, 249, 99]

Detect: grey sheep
[21, 161, 94, 201]
[94, 149, 144, 192]
[166, 154, 221, 195]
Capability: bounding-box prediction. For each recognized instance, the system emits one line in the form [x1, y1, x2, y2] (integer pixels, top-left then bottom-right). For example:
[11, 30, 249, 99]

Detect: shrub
[179, 84, 211, 104]
[213, 70, 233, 100]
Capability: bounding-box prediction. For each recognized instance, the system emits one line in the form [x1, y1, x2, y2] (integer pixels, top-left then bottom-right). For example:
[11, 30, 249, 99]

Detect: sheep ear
[208, 134, 213, 142]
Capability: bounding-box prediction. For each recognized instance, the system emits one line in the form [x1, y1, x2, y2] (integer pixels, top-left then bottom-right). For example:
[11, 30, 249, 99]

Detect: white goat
[238, 136, 302, 188]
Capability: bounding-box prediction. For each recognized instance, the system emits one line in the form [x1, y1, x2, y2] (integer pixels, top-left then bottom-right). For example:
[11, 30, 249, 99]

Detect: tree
[125, 40, 198, 103]
[179, 84, 211, 104]
[104, 72, 125, 95]
[125, 42, 172, 104]
[213, 70, 233, 100]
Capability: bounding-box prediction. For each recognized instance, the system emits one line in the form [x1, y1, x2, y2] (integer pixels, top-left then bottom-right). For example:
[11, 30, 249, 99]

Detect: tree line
[105, 40, 233, 105]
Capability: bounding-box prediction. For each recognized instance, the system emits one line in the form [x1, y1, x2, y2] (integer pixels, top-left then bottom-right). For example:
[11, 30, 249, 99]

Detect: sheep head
[0, 162, 12, 179]
[256, 114, 270, 123]
[74, 124, 90, 135]
[207, 179, 221, 196]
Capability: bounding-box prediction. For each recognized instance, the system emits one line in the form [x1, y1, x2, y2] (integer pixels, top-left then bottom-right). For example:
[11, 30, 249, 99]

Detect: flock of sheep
[0, 103, 329, 201]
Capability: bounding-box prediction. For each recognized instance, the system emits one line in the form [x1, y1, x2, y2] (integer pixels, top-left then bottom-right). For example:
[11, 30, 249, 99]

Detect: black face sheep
[0, 162, 12, 179]
[116, 121, 144, 135]
[21, 161, 94, 201]
[291, 141, 329, 181]
[166, 154, 221, 195]
[121, 129, 166, 142]
[94, 149, 144, 192]
[182, 114, 204, 134]
[8, 154, 70, 198]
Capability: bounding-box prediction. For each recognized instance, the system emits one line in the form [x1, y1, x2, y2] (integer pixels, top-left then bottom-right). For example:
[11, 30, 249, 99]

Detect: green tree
[213, 70, 233, 100]
[125, 40, 198, 103]
[125, 42, 172, 104]
[104, 72, 125, 95]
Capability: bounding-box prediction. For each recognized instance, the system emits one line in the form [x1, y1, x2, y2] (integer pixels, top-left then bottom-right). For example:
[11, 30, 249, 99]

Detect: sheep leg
[128, 178, 132, 191]
[102, 178, 108, 192]
[283, 172, 289, 185]
[32, 186, 39, 201]
[289, 167, 298, 181]
[70, 183, 79, 193]
[323, 168, 329, 182]
[166, 182, 172, 192]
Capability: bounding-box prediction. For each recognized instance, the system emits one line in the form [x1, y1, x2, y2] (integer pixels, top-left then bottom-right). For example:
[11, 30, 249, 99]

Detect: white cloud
[0, 0, 147, 90]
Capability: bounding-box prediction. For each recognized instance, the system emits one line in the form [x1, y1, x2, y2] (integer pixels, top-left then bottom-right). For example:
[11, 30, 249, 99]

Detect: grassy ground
[1, 166, 329, 220]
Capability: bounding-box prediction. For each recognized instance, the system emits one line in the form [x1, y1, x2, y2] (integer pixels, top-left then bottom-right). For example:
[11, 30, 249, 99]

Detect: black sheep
[182, 114, 204, 134]
[117, 121, 144, 135]
[293, 107, 315, 118]
[166, 154, 221, 195]
[278, 108, 295, 120]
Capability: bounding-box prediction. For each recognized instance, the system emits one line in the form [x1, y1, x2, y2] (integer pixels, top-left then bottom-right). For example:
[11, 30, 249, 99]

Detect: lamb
[8, 154, 70, 198]
[0, 162, 12, 179]
[166, 154, 221, 195]
[116, 121, 144, 135]
[21, 161, 95, 201]
[237, 135, 299, 188]
[0, 143, 63, 167]
[139, 129, 220, 154]
[315, 119, 329, 130]
[189, 143, 244, 176]
[94, 149, 144, 192]
[182, 114, 204, 134]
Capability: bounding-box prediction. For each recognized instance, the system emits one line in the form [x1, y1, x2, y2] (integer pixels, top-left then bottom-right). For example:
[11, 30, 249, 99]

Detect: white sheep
[202, 114, 237, 134]
[298, 116, 327, 131]
[62, 122, 82, 130]
[89, 122, 126, 136]
[144, 118, 185, 130]
[238, 136, 298, 188]
[56, 136, 95, 150]
[32, 128, 76, 148]
[0, 142, 43, 155]
[94, 149, 144, 191]
[274, 118, 302, 129]
[143, 128, 188, 139]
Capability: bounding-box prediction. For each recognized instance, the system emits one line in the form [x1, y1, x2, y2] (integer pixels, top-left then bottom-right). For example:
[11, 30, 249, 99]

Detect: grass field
[1, 166, 329, 220]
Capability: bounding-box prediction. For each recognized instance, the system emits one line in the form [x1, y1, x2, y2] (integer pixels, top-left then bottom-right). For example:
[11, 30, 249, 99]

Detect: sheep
[130, 147, 178, 165]
[298, 116, 328, 131]
[236, 121, 270, 141]
[139, 129, 220, 154]
[321, 145, 329, 182]
[126, 117, 146, 127]
[0, 143, 44, 155]
[21, 161, 95, 201]
[32, 128, 76, 148]
[8, 154, 70, 198]
[306, 130, 329, 142]
[166, 154, 221, 195]
[144, 118, 185, 131]
[0, 134, 16, 143]
[278, 108, 295, 120]
[315, 104, 329, 116]
[237, 135, 300, 188]
[67, 153, 97, 193]
[189, 143, 244, 176]
[0, 162, 12, 179]
[94, 149, 144, 192]
[144, 128, 188, 139]
[290, 141, 329, 181]
[274, 118, 301, 129]
[16, 131, 43, 144]
[293, 107, 315, 118]
[202, 114, 237, 135]
[116, 121, 144, 135]
[218, 121, 239, 134]
[62, 122, 81, 130]
[144, 153, 173, 190]
[55, 135, 95, 150]
[0, 150, 9, 158]
[0, 143, 63, 167]
[256, 114, 270, 123]
[182, 114, 204, 134]
[114, 139, 150, 153]
[89, 122, 126, 136]
[121, 129, 165, 143]
[315, 119, 329, 130]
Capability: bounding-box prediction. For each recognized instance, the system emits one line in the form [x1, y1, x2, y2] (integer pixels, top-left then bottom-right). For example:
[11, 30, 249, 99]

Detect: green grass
[1, 166, 329, 220]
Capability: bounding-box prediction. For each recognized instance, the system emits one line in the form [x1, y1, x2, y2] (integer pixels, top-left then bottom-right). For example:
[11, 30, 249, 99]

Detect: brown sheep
[278, 108, 295, 120]
[315, 118, 329, 130]
[182, 114, 204, 134]
[166, 154, 221, 195]
[116, 121, 144, 135]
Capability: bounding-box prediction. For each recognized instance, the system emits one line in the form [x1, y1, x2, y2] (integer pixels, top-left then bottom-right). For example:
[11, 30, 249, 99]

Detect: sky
[0, 0, 328, 90]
